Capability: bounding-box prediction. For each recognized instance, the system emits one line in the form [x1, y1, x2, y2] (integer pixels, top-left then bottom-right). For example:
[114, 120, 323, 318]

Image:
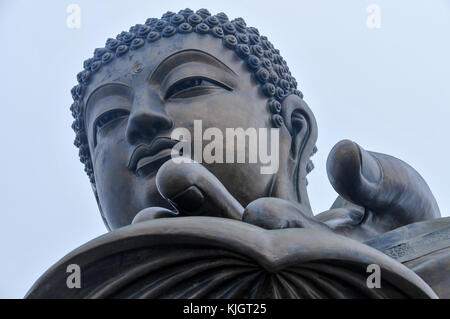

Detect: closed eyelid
[93, 108, 129, 147]
[164, 76, 232, 100]
[85, 83, 132, 148]
[148, 50, 238, 91]
[159, 63, 236, 100]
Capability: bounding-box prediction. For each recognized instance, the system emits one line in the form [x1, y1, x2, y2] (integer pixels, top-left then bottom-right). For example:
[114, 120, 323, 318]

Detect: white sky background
[0, 0, 449, 298]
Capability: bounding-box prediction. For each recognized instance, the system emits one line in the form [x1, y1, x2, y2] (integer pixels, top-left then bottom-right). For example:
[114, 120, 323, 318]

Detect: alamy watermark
[366, 4, 381, 29]
[66, 4, 81, 29]
[171, 120, 280, 174]
[66, 264, 81, 289]
[366, 264, 381, 288]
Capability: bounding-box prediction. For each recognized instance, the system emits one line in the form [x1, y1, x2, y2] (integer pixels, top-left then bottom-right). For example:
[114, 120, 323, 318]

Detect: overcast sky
[0, 0, 449, 298]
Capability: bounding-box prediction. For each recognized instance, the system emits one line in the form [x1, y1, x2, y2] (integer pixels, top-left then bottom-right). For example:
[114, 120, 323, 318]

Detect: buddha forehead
[82, 33, 243, 106]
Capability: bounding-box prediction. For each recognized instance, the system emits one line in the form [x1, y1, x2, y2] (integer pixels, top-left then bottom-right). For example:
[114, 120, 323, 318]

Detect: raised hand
[242, 140, 441, 241]
[319, 140, 441, 238]
[132, 159, 244, 224]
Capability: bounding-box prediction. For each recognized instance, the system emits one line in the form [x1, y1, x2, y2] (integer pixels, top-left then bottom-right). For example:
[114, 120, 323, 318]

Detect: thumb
[326, 140, 440, 228]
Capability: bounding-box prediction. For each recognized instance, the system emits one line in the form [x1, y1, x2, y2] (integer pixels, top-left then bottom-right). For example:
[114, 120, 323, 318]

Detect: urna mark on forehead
[71, 8, 304, 185]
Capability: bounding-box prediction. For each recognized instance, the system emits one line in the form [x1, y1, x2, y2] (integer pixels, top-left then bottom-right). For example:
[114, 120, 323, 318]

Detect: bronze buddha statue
[27, 8, 450, 299]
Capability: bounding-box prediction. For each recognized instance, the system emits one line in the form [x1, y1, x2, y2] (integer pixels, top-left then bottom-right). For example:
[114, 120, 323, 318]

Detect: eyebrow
[85, 83, 132, 109]
[84, 82, 132, 120]
[148, 49, 237, 85]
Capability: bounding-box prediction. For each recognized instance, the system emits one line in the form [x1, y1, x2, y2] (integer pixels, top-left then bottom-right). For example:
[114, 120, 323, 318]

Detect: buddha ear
[281, 94, 318, 164]
[270, 94, 317, 207]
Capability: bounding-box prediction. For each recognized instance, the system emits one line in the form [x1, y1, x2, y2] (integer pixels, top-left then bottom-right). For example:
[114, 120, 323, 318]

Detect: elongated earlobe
[281, 94, 317, 164]
[270, 94, 318, 213]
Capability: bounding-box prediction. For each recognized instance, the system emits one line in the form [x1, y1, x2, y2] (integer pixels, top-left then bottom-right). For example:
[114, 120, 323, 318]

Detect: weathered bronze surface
[27, 8, 449, 299]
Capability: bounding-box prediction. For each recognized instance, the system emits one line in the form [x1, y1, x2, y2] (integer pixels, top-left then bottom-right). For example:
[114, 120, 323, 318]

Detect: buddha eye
[93, 109, 129, 146]
[165, 76, 231, 100]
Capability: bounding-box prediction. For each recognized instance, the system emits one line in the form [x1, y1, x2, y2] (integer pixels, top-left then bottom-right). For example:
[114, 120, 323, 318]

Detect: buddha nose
[125, 99, 173, 144]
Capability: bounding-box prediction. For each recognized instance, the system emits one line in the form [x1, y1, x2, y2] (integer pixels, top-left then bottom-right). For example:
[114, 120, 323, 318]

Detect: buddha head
[70, 8, 318, 230]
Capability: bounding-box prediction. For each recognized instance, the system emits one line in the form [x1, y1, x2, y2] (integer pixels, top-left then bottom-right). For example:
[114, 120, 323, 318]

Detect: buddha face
[83, 33, 294, 229]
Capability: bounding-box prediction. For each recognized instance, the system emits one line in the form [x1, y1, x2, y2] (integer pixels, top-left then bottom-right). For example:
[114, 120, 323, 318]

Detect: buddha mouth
[128, 138, 180, 176]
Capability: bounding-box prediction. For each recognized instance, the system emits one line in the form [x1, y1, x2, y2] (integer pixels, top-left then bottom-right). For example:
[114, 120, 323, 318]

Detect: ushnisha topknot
[70, 8, 305, 184]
